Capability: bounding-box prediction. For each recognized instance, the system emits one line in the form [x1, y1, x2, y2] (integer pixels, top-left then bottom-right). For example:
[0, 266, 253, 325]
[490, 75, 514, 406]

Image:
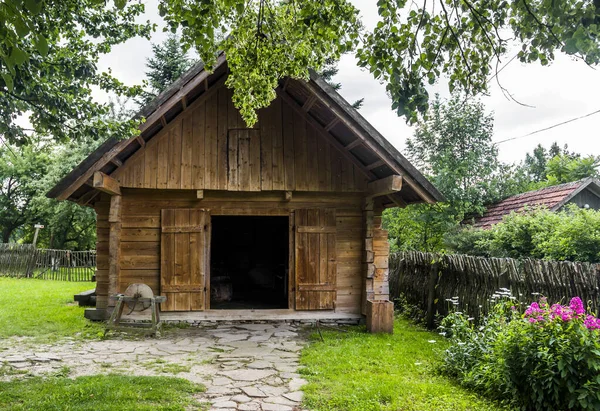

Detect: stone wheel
[123, 283, 153, 312]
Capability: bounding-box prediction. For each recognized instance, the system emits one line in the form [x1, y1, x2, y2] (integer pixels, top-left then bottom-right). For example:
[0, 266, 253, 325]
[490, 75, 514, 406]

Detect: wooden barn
[47, 56, 442, 332]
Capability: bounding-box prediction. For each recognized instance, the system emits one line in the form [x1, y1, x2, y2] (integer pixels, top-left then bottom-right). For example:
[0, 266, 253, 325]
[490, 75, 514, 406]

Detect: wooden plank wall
[92, 190, 363, 314]
[115, 86, 368, 193]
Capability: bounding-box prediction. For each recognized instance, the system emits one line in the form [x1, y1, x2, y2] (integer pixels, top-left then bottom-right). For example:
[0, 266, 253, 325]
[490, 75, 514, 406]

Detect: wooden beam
[136, 136, 145, 148]
[386, 194, 407, 208]
[160, 115, 167, 127]
[108, 195, 122, 307]
[368, 175, 403, 197]
[302, 96, 317, 111]
[366, 160, 384, 170]
[110, 158, 123, 167]
[204, 78, 209, 91]
[276, 89, 377, 181]
[196, 190, 204, 200]
[181, 95, 187, 109]
[76, 189, 100, 207]
[344, 139, 362, 151]
[93, 171, 121, 196]
[324, 118, 339, 131]
[285, 191, 292, 202]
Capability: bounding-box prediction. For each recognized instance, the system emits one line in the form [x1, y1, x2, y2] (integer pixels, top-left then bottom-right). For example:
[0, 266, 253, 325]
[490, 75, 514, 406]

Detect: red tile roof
[470, 180, 586, 229]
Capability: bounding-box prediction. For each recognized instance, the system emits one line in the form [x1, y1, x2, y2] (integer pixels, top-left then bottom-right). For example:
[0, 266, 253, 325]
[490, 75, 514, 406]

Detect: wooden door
[160, 209, 210, 311]
[295, 208, 337, 310]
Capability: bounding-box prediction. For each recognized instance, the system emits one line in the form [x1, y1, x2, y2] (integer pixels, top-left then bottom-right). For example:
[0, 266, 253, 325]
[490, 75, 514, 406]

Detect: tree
[383, 95, 526, 252]
[522, 142, 575, 182]
[545, 154, 600, 185]
[0, 142, 51, 242]
[0, 0, 153, 145]
[137, 34, 196, 108]
[406, 94, 518, 215]
[520, 143, 599, 186]
[158, 0, 600, 126]
[0, 134, 99, 249]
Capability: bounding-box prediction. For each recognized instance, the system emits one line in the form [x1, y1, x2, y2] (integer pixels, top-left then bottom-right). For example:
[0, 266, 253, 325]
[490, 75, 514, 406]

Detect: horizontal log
[94, 171, 121, 196]
[161, 284, 205, 292]
[161, 226, 205, 233]
[297, 226, 337, 233]
[297, 284, 337, 291]
[368, 175, 402, 197]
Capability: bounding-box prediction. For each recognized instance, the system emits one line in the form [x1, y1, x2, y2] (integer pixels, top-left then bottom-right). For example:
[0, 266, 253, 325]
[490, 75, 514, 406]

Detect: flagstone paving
[0, 322, 309, 411]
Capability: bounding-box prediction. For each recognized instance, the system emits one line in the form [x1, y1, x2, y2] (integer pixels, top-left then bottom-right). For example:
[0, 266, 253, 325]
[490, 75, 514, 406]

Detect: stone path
[0, 322, 309, 411]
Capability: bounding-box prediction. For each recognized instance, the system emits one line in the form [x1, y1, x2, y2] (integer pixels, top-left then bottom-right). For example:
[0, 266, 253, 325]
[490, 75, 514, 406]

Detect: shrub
[441, 294, 600, 410]
[445, 205, 600, 263]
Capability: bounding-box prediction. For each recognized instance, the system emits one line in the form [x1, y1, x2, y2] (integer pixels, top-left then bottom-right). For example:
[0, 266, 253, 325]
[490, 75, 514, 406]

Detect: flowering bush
[440, 293, 600, 410]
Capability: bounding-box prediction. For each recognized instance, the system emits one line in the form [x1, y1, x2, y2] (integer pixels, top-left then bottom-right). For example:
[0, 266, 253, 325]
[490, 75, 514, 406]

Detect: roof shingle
[471, 180, 586, 228]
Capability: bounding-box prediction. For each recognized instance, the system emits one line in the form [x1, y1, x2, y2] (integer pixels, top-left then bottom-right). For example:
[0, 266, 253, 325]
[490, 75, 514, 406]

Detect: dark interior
[210, 216, 289, 309]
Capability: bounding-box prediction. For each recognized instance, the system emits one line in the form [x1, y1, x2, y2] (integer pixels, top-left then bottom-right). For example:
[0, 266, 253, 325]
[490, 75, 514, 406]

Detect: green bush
[440, 294, 600, 410]
[446, 205, 600, 263]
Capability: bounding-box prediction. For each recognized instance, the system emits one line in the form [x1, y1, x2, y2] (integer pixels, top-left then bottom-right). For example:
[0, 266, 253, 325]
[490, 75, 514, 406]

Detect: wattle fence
[0, 243, 96, 282]
[389, 251, 600, 328]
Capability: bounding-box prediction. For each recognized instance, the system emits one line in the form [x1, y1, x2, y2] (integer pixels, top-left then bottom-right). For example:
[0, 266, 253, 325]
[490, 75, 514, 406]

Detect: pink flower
[569, 297, 585, 316]
[584, 315, 600, 330]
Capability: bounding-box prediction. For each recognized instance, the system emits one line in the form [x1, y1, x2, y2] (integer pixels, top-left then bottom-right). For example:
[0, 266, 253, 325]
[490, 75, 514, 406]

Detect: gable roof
[471, 178, 600, 228]
[47, 55, 443, 205]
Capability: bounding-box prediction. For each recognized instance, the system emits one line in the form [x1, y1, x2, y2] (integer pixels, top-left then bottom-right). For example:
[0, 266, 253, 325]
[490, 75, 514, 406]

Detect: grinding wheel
[123, 283, 154, 312]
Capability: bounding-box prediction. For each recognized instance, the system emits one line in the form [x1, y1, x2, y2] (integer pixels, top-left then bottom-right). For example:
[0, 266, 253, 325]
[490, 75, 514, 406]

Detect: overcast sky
[99, 0, 600, 164]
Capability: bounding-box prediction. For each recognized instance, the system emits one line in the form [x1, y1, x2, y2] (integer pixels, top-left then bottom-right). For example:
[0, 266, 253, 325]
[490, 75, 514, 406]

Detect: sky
[99, 0, 600, 165]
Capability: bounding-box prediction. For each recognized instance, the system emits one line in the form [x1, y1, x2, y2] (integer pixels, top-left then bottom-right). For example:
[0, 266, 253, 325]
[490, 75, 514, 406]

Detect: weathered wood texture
[362, 204, 391, 315]
[295, 208, 337, 310]
[114, 86, 368, 193]
[366, 300, 394, 333]
[92, 190, 363, 315]
[0, 244, 95, 281]
[107, 195, 122, 308]
[160, 209, 209, 311]
[389, 251, 600, 327]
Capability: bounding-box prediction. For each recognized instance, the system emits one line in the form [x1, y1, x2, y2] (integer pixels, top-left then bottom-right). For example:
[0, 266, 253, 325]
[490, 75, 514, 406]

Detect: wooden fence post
[426, 260, 439, 330]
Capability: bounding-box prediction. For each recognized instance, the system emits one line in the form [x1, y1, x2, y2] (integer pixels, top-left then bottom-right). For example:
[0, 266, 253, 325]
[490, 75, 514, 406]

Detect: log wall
[94, 189, 364, 314]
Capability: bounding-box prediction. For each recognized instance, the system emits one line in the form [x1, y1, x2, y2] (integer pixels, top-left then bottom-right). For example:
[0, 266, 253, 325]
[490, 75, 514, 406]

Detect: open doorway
[210, 216, 289, 309]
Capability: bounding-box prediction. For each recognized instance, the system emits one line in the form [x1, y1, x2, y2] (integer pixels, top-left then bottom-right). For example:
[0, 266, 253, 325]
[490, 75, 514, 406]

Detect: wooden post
[366, 300, 394, 333]
[426, 261, 439, 330]
[108, 194, 122, 309]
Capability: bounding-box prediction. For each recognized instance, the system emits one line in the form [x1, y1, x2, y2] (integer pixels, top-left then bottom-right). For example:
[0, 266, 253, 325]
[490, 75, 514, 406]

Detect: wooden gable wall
[113, 84, 369, 193]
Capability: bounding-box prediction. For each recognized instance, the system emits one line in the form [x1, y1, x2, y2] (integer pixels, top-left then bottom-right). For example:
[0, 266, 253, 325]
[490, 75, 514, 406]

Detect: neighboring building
[471, 178, 600, 229]
[47, 55, 442, 332]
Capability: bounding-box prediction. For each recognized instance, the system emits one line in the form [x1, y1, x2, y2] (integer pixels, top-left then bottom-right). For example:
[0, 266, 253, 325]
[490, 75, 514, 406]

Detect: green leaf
[10, 47, 28, 65]
[14, 19, 30, 37]
[25, 0, 43, 14]
[115, 0, 126, 9]
[2, 73, 14, 92]
[35, 35, 48, 56]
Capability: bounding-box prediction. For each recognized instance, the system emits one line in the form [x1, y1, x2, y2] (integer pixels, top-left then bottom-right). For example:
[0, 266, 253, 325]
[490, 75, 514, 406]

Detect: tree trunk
[2, 228, 12, 243]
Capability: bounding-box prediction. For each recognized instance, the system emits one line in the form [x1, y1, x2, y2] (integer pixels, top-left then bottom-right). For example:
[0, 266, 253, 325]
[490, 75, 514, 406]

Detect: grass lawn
[0, 277, 103, 341]
[300, 318, 511, 411]
[0, 374, 206, 410]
